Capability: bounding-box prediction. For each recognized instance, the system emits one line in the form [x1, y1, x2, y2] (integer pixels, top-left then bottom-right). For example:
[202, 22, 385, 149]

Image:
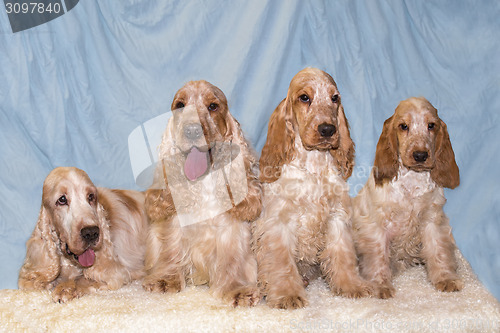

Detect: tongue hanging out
[184, 147, 209, 181]
[77, 248, 96, 267]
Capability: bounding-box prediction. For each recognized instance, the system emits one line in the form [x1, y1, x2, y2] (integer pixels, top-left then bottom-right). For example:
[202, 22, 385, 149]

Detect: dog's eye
[208, 103, 218, 112]
[299, 94, 310, 103]
[56, 195, 68, 206]
[88, 193, 96, 204]
[174, 102, 185, 110]
[399, 123, 409, 131]
[428, 123, 435, 130]
[331, 94, 339, 103]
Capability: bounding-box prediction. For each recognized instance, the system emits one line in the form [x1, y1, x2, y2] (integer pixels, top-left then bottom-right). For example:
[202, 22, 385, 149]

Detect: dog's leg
[254, 217, 307, 309]
[421, 214, 463, 292]
[355, 220, 394, 299]
[142, 220, 186, 293]
[320, 209, 373, 298]
[210, 217, 260, 307]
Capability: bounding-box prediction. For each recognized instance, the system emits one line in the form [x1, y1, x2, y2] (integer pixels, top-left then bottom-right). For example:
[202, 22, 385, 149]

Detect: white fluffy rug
[1, 251, 498, 333]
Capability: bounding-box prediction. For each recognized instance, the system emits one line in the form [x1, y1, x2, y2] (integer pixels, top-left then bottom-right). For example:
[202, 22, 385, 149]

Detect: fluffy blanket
[1, 251, 498, 333]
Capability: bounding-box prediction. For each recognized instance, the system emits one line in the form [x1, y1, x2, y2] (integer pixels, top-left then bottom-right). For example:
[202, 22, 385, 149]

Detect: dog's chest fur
[264, 140, 346, 264]
[382, 168, 443, 267]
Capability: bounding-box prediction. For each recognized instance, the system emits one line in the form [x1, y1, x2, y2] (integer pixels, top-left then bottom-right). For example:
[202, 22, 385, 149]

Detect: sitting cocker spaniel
[253, 68, 372, 309]
[353, 97, 462, 299]
[18, 167, 148, 303]
[143, 80, 262, 307]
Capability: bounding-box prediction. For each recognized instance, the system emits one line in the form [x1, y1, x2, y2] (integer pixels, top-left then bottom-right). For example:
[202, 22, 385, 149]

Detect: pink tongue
[184, 147, 208, 181]
[78, 249, 95, 267]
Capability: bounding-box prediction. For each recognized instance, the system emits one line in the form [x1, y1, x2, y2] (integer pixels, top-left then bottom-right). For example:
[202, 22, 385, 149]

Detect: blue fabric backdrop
[1, 0, 498, 300]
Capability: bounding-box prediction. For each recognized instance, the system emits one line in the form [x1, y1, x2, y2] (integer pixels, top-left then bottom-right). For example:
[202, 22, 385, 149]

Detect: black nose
[184, 123, 203, 141]
[413, 151, 429, 162]
[318, 123, 336, 137]
[80, 226, 99, 244]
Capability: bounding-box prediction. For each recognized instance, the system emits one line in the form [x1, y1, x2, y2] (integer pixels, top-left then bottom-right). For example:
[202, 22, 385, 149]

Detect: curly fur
[18, 167, 148, 303]
[353, 97, 462, 299]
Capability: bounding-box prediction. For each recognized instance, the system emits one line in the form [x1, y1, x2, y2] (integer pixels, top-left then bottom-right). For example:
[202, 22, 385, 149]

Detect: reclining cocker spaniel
[352, 97, 462, 298]
[18, 167, 148, 303]
[253, 68, 373, 309]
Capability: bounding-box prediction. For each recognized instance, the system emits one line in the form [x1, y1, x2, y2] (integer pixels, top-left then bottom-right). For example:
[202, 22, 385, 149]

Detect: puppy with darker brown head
[353, 97, 462, 299]
[260, 68, 354, 183]
[143, 80, 262, 307]
[254, 68, 371, 310]
[19, 167, 148, 303]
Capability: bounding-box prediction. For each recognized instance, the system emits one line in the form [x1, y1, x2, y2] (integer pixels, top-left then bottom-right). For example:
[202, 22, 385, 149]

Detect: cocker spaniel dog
[18, 167, 148, 303]
[143, 80, 262, 307]
[353, 97, 462, 299]
[253, 68, 372, 309]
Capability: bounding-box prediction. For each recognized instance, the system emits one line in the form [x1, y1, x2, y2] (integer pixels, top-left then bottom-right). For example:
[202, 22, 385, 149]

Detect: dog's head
[42, 167, 103, 267]
[374, 97, 459, 188]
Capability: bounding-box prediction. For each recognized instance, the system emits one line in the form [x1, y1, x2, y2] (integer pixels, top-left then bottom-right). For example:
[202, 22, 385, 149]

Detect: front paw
[223, 286, 260, 307]
[267, 295, 308, 310]
[376, 283, 395, 299]
[52, 282, 78, 303]
[266, 294, 308, 309]
[435, 278, 463, 292]
[333, 280, 374, 298]
[143, 276, 183, 293]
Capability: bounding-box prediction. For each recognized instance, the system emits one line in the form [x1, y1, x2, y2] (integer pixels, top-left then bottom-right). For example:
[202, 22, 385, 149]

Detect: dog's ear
[373, 115, 399, 185]
[431, 119, 460, 188]
[18, 206, 61, 290]
[330, 104, 355, 180]
[259, 99, 296, 183]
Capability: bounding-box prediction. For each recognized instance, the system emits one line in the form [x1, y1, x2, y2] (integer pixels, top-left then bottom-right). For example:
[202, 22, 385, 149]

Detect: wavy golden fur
[253, 68, 371, 309]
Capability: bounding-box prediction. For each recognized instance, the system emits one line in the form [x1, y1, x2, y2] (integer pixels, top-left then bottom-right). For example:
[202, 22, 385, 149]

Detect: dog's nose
[318, 123, 336, 137]
[81, 226, 99, 244]
[184, 123, 203, 141]
[413, 151, 429, 162]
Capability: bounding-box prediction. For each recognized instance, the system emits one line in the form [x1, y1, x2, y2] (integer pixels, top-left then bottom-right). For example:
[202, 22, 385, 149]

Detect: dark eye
[399, 123, 409, 131]
[174, 102, 185, 109]
[299, 94, 310, 103]
[208, 103, 218, 112]
[331, 94, 339, 103]
[88, 193, 96, 204]
[56, 195, 68, 206]
[428, 123, 435, 130]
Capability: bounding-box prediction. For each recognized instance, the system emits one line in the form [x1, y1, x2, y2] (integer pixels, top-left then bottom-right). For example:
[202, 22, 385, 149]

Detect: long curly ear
[18, 206, 61, 290]
[373, 115, 399, 185]
[259, 99, 296, 183]
[431, 119, 460, 189]
[223, 112, 263, 222]
[330, 104, 355, 180]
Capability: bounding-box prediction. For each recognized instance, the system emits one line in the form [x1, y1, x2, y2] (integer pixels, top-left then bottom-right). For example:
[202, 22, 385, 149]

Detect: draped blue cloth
[1, 0, 498, 300]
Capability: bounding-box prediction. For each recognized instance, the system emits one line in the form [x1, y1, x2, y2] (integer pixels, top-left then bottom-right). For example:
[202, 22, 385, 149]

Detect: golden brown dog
[18, 167, 148, 302]
[353, 97, 462, 298]
[253, 68, 372, 309]
[143, 80, 262, 307]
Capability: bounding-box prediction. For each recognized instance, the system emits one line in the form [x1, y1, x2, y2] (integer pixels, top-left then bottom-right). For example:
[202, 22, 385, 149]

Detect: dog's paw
[334, 280, 374, 298]
[52, 282, 78, 303]
[376, 283, 395, 299]
[142, 277, 183, 293]
[267, 295, 308, 309]
[435, 278, 463, 292]
[224, 286, 260, 307]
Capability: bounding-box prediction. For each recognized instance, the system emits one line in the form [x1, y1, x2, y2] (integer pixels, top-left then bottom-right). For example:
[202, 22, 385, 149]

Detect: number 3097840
[5, 2, 62, 14]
